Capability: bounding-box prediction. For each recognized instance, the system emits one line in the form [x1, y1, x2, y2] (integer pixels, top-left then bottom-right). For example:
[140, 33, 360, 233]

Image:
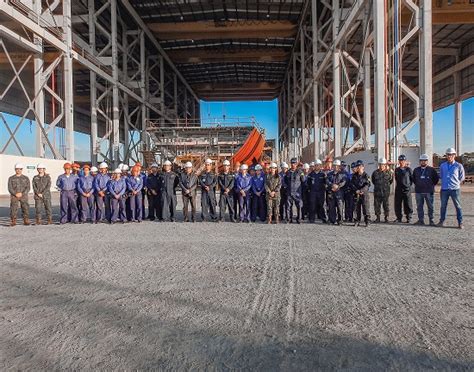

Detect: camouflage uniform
[8, 174, 30, 222]
[371, 168, 393, 221]
[265, 174, 281, 221]
[32, 174, 52, 222]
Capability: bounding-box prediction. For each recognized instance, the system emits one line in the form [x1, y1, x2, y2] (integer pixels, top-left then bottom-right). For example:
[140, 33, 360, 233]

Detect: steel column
[63, 0, 75, 161]
[363, 48, 371, 150]
[374, 0, 386, 161]
[332, 0, 341, 158]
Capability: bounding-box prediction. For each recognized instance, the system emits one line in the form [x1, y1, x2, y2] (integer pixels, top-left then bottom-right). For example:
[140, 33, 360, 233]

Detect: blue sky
[1, 97, 473, 161]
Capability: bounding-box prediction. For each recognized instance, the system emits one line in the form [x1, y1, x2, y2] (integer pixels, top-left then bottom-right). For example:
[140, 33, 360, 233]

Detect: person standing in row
[32, 163, 52, 225]
[265, 162, 281, 224]
[93, 162, 110, 223]
[326, 160, 346, 225]
[56, 163, 79, 224]
[127, 165, 144, 223]
[77, 165, 95, 223]
[413, 154, 439, 226]
[371, 157, 393, 223]
[351, 160, 371, 227]
[236, 164, 252, 223]
[180, 162, 198, 222]
[159, 160, 179, 222]
[200, 159, 218, 222]
[306, 159, 327, 224]
[342, 161, 354, 222]
[279, 162, 289, 221]
[394, 154, 413, 223]
[251, 164, 266, 222]
[284, 158, 304, 224]
[218, 160, 235, 222]
[301, 163, 310, 220]
[438, 148, 465, 229]
[146, 163, 160, 221]
[8, 163, 31, 226]
[232, 162, 241, 221]
[108, 168, 127, 224]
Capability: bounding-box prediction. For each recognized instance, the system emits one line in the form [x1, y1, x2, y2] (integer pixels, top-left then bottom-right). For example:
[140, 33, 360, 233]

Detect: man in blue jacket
[107, 168, 127, 224]
[77, 165, 95, 223]
[236, 164, 252, 223]
[251, 164, 266, 222]
[413, 154, 439, 226]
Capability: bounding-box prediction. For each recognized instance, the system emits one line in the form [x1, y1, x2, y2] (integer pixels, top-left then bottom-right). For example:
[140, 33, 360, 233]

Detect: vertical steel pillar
[374, 0, 386, 161]
[63, 0, 75, 161]
[332, 0, 341, 158]
[300, 30, 306, 155]
[419, 0, 433, 162]
[287, 71, 291, 158]
[122, 28, 130, 163]
[312, 0, 320, 159]
[363, 48, 371, 149]
[159, 55, 165, 125]
[111, 0, 120, 165]
[89, 0, 98, 164]
[454, 57, 462, 155]
[34, 0, 45, 157]
[173, 73, 178, 117]
[140, 31, 148, 161]
[292, 54, 298, 158]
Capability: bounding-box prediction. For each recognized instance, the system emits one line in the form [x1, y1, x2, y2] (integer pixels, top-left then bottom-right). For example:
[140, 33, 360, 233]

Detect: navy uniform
[326, 162, 347, 224]
[159, 168, 179, 222]
[301, 165, 310, 220]
[284, 159, 304, 223]
[146, 165, 161, 221]
[279, 164, 289, 221]
[371, 158, 393, 223]
[56, 164, 79, 224]
[251, 167, 266, 222]
[394, 154, 413, 222]
[94, 163, 111, 222]
[107, 171, 127, 223]
[126, 171, 144, 222]
[180, 164, 198, 222]
[218, 165, 236, 222]
[77, 167, 96, 223]
[342, 161, 354, 222]
[306, 164, 327, 223]
[236, 167, 252, 222]
[200, 163, 218, 221]
[350, 161, 371, 226]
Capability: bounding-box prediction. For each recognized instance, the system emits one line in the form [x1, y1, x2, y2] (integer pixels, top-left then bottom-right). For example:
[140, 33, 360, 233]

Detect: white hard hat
[378, 157, 387, 164]
[14, 163, 24, 169]
[270, 162, 277, 168]
[37, 163, 46, 169]
[419, 154, 429, 161]
[255, 164, 262, 171]
[315, 159, 322, 165]
[99, 162, 108, 169]
[151, 163, 159, 168]
[281, 162, 289, 169]
[309, 161, 315, 167]
[164, 160, 172, 166]
[122, 164, 129, 171]
[223, 160, 230, 166]
[303, 163, 310, 170]
[205, 158, 213, 165]
[333, 160, 341, 166]
[118, 163, 125, 171]
[90, 166, 98, 172]
[445, 147, 456, 155]
[240, 164, 248, 170]
[113, 168, 122, 174]
[184, 161, 193, 168]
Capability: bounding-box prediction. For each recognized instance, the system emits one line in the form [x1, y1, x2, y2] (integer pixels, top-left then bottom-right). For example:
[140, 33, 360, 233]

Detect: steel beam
[332, 0, 341, 158]
[63, 0, 74, 161]
[374, 0, 386, 160]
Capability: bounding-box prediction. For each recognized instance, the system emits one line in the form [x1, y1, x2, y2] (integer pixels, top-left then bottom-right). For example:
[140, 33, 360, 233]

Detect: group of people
[7, 147, 465, 229]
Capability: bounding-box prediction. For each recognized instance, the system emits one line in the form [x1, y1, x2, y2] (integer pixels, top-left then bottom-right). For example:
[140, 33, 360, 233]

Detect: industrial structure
[0, 0, 472, 166]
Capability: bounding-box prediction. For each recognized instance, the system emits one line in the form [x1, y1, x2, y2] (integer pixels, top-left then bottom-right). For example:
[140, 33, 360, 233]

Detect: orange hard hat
[83, 164, 90, 169]
[72, 163, 80, 168]
[63, 162, 72, 169]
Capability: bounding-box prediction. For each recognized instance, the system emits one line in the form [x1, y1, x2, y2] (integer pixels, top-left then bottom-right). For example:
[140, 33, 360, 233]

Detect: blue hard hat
[290, 157, 298, 164]
[398, 154, 407, 161]
[355, 160, 364, 167]
[249, 165, 255, 171]
[351, 162, 356, 169]
[341, 161, 346, 166]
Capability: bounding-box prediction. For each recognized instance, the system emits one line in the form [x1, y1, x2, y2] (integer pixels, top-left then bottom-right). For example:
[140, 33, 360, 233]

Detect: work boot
[23, 217, 30, 226]
[458, 223, 464, 229]
[429, 220, 435, 226]
[384, 215, 389, 223]
[36, 217, 42, 225]
[365, 218, 370, 227]
[414, 220, 424, 226]
[47, 216, 53, 225]
[275, 217, 279, 224]
[374, 215, 381, 223]
[10, 218, 16, 227]
[267, 216, 272, 224]
[436, 221, 444, 227]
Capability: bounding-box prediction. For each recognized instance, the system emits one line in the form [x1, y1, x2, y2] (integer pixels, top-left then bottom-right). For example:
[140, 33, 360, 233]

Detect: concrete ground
[0, 192, 472, 370]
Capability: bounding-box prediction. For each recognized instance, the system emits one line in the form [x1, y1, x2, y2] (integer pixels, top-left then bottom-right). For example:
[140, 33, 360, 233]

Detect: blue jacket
[439, 161, 465, 190]
[413, 166, 439, 193]
[107, 178, 126, 197]
[56, 174, 78, 191]
[307, 171, 327, 194]
[94, 173, 110, 193]
[126, 175, 143, 192]
[77, 175, 95, 195]
[251, 174, 266, 194]
[236, 173, 252, 193]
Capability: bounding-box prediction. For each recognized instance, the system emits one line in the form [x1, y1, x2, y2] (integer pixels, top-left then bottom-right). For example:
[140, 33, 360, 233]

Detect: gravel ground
[0, 192, 472, 370]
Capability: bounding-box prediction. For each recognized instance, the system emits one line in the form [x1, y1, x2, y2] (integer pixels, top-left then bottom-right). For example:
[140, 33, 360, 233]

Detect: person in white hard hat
[326, 159, 347, 225]
[107, 168, 127, 223]
[412, 154, 439, 226]
[371, 157, 394, 223]
[146, 163, 161, 221]
[251, 164, 266, 222]
[179, 161, 198, 222]
[306, 158, 327, 223]
[265, 162, 281, 223]
[438, 148, 465, 229]
[279, 162, 289, 221]
[126, 165, 144, 222]
[56, 163, 79, 224]
[93, 162, 111, 223]
[77, 165, 96, 223]
[8, 163, 31, 226]
[200, 159, 218, 221]
[235, 163, 252, 222]
[218, 159, 236, 222]
[301, 163, 311, 221]
[158, 160, 179, 222]
[32, 163, 52, 225]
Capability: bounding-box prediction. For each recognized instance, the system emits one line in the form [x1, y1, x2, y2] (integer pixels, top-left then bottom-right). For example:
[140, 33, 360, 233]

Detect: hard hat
[351, 162, 357, 169]
[378, 157, 387, 164]
[333, 160, 341, 166]
[255, 164, 262, 171]
[118, 163, 125, 170]
[205, 158, 213, 165]
[72, 163, 80, 168]
[281, 162, 288, 169]
[419, 154, 429, 161]
[309, 161, 315, 167]
[151, 163, 159, 168]
[240, 164, 248, 170]
[398, 154, 407, 161]
[83, 164, 91, 169]
[99, 162, 108, 169]
[249, 165, 255, 171]
[341, 161, 347, 166]
[355, 160, 364, 167]
[37, 163, 46, 169]
[163, 160, 172, 166]
[303, 163, 310, 170]
[223, 160, 230, 166]
[113, 168, 122, 174]
[445, 147, 456, 155]
[315, 159, 322, 165]
[184, 161, 193, 168]
[15, 163, 25, 169]
[290, 157, 298, 164]
[90, 166, 98, 172]
[270, 162, 277, 168]
[63, 162, 72, 169]
[122, 164, 129, 171]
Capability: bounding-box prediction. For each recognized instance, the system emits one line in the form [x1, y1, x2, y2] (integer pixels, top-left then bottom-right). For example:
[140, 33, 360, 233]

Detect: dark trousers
[232, 190, 240, 220]
[394, 189, 413, 221]
[251, 193, 266, 222]
[309, 192, 326, 222]
[219, 192, 235, 221]
[141, 190, 147, 220]
[95, 194, 110, 222]
[344, 191, 354, 221]
[182, 193, 196, 221]
[286, 194, 301, 221]
[160, 193, 177, 221]
[201, 191, 217, 221]
[80, 193, 96, 222]
[279, 190, 288, 221]
[34, 196, 52, 219]
[110, 196, 126, 222]
[374, 194, 390, 218]
[302, 191, 309, 219]
[60, 190, 78, 224]
[355, 194, 370, 222]
[129, 192, 143, 221]
[147, 193, 160, 220]
[239, 193, 251, 222]
[327, 195, 343, 224]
